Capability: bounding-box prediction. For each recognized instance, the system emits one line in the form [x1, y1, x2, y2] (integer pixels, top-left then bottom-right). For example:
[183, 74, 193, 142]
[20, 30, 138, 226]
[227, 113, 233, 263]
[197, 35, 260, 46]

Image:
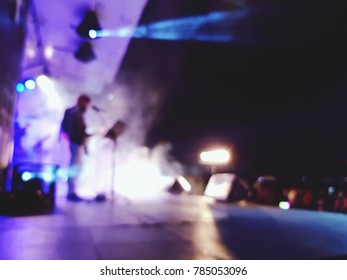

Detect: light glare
[42, 172, 54, 183]
[177, 176, 192, 192]
[36, 75, 53, 90]
[279, 201, 291, 210]
[204, 173, 235, 200]
[16, 83, 25, 93]
[44, 46, 54, 59]
[89, 29, 97, 39]
[22, 172, 33, 182]
[328, 186, 335, 195]
[24, 79, 36, 90]
[200, 148, 231, 165]
[26, 47, 36, 58]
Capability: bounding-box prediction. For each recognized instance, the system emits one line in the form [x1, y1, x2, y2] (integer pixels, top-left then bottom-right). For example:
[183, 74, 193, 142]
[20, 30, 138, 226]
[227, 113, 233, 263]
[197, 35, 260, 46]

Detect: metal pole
[110, 138, 116, 202]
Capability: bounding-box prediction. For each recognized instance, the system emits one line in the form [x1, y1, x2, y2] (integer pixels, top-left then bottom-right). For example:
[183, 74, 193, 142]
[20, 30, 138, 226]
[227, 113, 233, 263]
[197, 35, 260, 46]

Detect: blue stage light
[16, 83, 25, 93]
[21, 171, 34, 182]
[24, 79, 36, 90]
[41, 172, 54, 183]
[89, 29, 97, 39]
[96, 10, 250, 43]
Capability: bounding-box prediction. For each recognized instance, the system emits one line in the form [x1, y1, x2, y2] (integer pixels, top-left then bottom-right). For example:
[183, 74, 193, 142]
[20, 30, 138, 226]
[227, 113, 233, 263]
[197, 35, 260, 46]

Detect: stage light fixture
[16, 83, 25, 93]
[74, 42, 96, 63]
[76, 10, 102, 39]
[24, 79, 36, 90]
[200, 148, 231, 165]
[36, 75, 48, 86]
[36, 75, 54, 91]
[204, 173, 249, 202]
[41, 172, 55, 183]
[279, 201, 291, 210]
[89, 30, 97, 39]
[21, 172, 34, 182]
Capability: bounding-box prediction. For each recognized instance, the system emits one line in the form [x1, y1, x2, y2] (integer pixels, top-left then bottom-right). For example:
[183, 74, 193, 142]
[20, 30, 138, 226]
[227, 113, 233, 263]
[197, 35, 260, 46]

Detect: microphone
[92, 105, 104, 112]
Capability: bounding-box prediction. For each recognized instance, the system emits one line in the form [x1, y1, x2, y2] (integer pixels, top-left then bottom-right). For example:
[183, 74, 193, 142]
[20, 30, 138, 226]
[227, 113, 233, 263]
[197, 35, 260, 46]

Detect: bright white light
[177, 176, 192, 192]
[22, 172, 33, 182]
[204, 173, 235, 200]
[26, 47, 36, 58]
[42, 172, 54, 183]
[328, 186, 335, 195]
[75, 144, 178, 199]
[24, 79, 36, 90]
[107, 94, 114, 101]
[200, 148, 231, 165]
[89, 29, 97, 39]
[115, 159, 175, 198]
[44, 46, 54, 59]
[36, 75, 53, 90]
[36, 75, 49, 86]
[279, 201, 291, 210]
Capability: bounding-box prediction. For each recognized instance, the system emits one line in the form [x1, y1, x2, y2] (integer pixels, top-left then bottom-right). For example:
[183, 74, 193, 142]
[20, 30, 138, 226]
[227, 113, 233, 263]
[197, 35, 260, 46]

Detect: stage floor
[0, 193, 347, 260]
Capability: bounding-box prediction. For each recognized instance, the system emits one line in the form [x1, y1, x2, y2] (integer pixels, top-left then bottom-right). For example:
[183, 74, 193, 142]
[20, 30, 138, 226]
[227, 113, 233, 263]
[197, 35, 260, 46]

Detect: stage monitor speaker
[167, 179, 185, 194]
[204, 173, 249, 202]
[181, 174, 209, 195]
[10, 163, 58, 210]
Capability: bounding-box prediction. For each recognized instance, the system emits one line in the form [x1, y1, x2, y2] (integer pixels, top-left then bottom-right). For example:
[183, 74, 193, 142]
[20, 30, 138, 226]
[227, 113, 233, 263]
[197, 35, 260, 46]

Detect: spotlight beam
[94, 10, 248, 43]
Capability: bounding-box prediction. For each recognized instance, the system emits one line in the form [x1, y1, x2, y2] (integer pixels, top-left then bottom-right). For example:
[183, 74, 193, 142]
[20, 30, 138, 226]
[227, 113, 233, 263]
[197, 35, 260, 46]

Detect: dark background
[117, 0, 347, 178]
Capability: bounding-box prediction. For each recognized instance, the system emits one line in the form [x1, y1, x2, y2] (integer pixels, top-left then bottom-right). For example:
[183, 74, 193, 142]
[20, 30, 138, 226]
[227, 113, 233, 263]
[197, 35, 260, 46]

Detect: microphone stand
[92, 106, 126, 203]
[111, 136, 117, 202]
[104, 121, 126, 203]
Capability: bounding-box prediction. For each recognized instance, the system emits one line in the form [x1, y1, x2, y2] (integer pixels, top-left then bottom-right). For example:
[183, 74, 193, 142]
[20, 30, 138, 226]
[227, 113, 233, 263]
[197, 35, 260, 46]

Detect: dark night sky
[117, 0, 347, 177]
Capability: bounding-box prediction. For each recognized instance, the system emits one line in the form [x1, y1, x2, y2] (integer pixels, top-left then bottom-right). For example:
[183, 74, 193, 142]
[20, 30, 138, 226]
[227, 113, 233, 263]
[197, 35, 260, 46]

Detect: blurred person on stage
[60, 94, 91, 201]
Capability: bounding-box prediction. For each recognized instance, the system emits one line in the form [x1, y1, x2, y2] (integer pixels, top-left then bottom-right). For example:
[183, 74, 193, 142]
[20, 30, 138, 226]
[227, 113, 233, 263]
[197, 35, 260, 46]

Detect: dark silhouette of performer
[60, 94, 91, 201]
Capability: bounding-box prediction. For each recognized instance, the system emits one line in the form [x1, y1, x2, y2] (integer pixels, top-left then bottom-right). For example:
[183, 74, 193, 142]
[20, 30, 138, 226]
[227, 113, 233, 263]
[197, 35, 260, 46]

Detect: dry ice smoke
[15, 75, 184, 199]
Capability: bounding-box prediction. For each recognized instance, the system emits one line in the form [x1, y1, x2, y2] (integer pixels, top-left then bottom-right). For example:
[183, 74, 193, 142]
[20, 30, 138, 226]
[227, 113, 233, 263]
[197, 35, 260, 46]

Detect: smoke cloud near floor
[14, 75, 184, 199]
